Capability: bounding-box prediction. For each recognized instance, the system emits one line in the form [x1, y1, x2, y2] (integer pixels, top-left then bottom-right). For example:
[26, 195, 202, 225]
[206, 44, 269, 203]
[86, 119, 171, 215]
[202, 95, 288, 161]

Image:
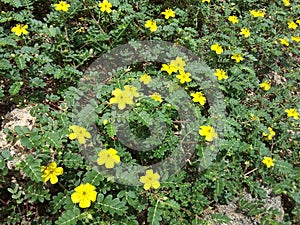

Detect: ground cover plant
[0, 0, 299, 224]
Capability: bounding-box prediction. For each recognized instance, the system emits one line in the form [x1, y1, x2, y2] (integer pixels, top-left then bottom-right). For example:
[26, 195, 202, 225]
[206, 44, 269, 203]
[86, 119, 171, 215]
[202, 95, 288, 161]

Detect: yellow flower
[139, 170, 160, 190]
[109, 86, 137, 110]
[161, 9, 175, 19]
[228, 15, 239, 24]
[176, 71, 191, 84]
[199, 125, 218, 141]
[191, 92, 206, 106]
[285, 108, 299, 120]
[213, 69, 228, 80]
[150, 93, 163, 103]
[262, 157, 275, 168]
[54, 1, 70, 12]
[41, 162, 63, 184]
[262, 127, 275, 140]
[69, 125, 91, 144]
[11, 24, 28, 36]
[98, 0, 112, 13]
[231, 53, 243, 63]
[240, 28, 250, 38]
[103, 119, 108, 125]
[124, 85, 139, 98]
[260, 81, 271, 91]
[279, 38, 289, 46]
[292, 36, 300, 42]
[161, 64, 178, 75]
[97, 148, 120, 169]
[282, 0, 290, 6]
[140, 74, 152, 84]
[250, 113, 258, 121]
[250, 9, 265, 17]
[288, 21, 298, 30]
[170, 57, 186, 71]
[202, 0, 210, 2]
[297, 20, 300, 25]
[71, 183, 97, 208]
[211, 43, 223, 54]
[145, 19, 158, 32]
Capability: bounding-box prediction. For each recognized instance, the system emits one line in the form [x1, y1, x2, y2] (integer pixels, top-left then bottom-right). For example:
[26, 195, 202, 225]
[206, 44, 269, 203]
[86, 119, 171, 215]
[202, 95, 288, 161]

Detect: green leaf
[211, 213, 231, 223]
[63, 152, 83, 169]
[44, 131, 62, 148]
[97, 194, 128, 215]
[9, 81, 23, 96]
[15, 55, 26, 70]
[276, 160, 293, 175]
[20, 155, 42, 182]
[160, 199, 180, 210]
[0, 87, 4, 98]
[83, 170, 104, 186]
[214, 178, 225, 200]
[0, 59, 12, 70]
[29, 77, 46, 88]
[147, 201, 162, 225]
[0, 155, 5, 169]
[290, 192, 300, 204]
[24, 182, 50, 203]
[55, 208, 82, 225]
[106, 122, 116, 138]
[51, 192, 69, 214]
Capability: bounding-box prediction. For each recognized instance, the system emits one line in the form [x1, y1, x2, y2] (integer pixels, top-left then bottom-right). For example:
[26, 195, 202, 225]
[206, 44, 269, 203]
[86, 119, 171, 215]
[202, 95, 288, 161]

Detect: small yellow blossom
[228, 15, 239, 24]
[71, 183, 97, 208]
[297, 20, 300, 25]
[11, 24, 28, 36]
[240, 28, 250, 38]
[202, 0, 210, 2]
[213, 69, 228, 80]
[199, 125, 218, 142]
[140, 170, 160, 190]
[250, 113, 258, 121]
[260, 81, 271, 91]
[124, 85, 139, 98]
[279, 38, 289, 46]
[97, 148, 120, 169]
[176, 71, 191, 84]
[262, 127, 275, 140]
[282, 0, 290, 6]
[54, 1, 70, 12]
[191, 92, 206, 106]
[285, 108, 299, 120]
[150, 93, 163, 103]
[98, 0, 112, 13]
[262, 157, 275, 168]
[161, 64, 178, 75]
[110, 86, 138, 110]
[288, 21, 298, 30]
[69, 125, 91, 144]
[211, 43, 223, 54]
[145, 19, 158, 32]
[292, 36, 300, 42]
[161, 9, 175, 19]
[231, 53, 243, 63]
[41, 162, 63, 184]
[140, 74, 152, 84]
[103, 119, 108, 125]
[170, 57, 186, 71]
[250, 9, 265, 18]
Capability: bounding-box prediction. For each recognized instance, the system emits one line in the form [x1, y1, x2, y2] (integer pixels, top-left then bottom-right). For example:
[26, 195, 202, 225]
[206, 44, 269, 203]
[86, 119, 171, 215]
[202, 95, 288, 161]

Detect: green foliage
[0, 0, 299, 224]
[20, 155, 42, 182]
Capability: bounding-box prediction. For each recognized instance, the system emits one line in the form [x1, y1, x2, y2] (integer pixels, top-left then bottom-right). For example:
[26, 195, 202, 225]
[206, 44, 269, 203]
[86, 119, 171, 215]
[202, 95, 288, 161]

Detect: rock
[0, 106, 36, 155]
[211, 188, 284, 225]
